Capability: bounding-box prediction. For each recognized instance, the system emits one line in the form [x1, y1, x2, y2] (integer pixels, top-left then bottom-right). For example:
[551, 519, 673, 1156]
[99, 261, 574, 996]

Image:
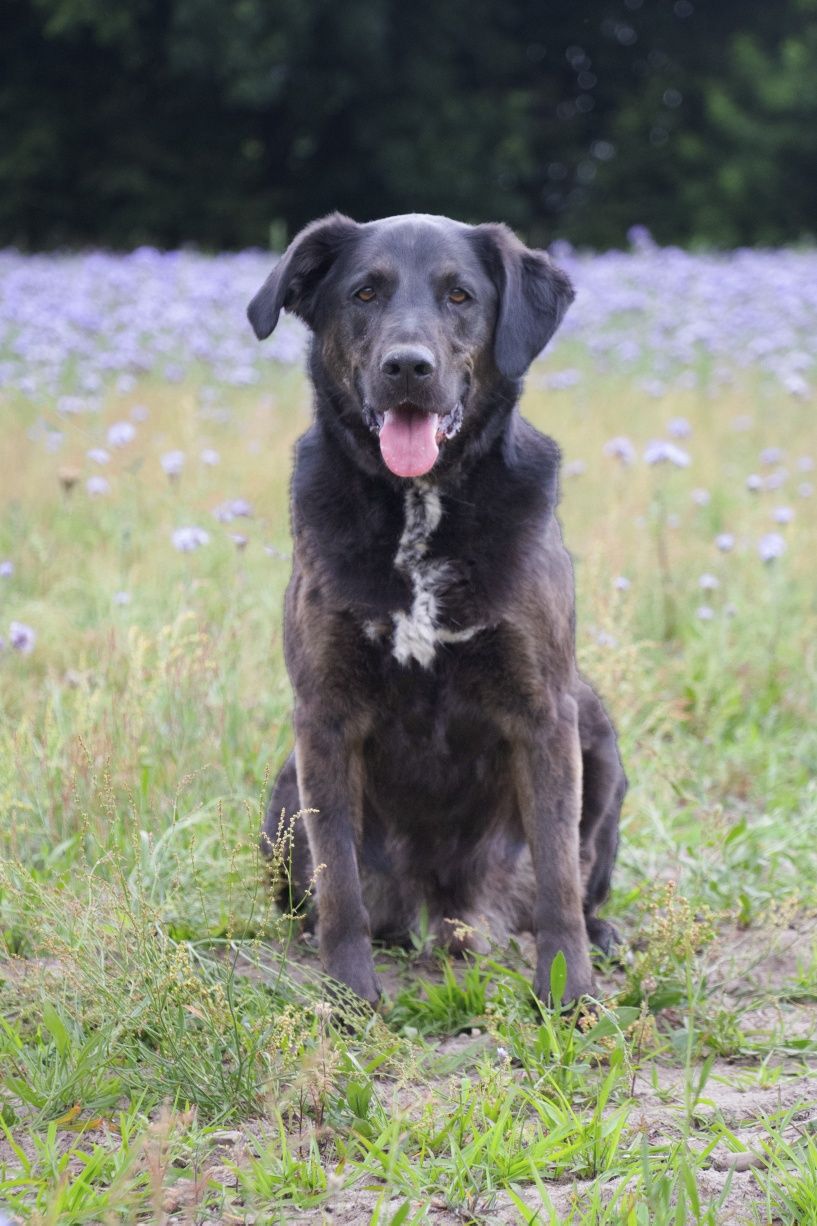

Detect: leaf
[0, 1113, 30, 1170]
[42, 1003, 70, 1057]
[549, 951, 567, 1008]
[3, 1076, 43, 1107]
[724, 817, 747, 846]
[0, 1016, 23, 1051]
[576, 1007, 641, 1049]
[504, 1185, 541, 1224]
[62, 1115, 106, 1133]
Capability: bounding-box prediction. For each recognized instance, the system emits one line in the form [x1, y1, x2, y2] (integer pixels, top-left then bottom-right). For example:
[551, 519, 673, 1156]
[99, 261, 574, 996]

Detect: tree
[1, 0, 815, 249]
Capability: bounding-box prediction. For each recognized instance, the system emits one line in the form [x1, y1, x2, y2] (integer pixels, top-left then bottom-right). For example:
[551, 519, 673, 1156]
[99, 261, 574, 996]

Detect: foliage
[2, 0, 817, 249]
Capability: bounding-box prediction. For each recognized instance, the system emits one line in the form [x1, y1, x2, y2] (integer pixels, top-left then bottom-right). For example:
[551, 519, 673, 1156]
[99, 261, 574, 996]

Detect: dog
[248, 212, 626, 1006]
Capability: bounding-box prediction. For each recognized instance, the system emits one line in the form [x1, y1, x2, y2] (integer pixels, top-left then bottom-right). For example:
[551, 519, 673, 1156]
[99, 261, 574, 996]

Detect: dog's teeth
[442, 402, 464, 439]
[362, 404, 384, 434]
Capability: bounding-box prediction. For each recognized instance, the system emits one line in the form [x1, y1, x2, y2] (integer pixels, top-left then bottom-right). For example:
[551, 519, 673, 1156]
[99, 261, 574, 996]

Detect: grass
[1, 337, 816, 1224]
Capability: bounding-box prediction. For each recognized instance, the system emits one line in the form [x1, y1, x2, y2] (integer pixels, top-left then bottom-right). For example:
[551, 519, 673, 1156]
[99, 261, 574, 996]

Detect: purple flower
[715, 533, 735, 552]
[797, 456, 814, 473]
[667, 416, 692, 438]
[161, 450, 185, 477]
[644, 440, 690, 467]
[113, 591, 132, 605]
[200, 448, 221, 466]
[56, 395, 86, 416]
[760, 447, 784, 466]
[772, 506, 794, 524]
[758, 533, 786, 562]
[763, 469, 788, 491]
[783, 372, 809, 398]
[563, 460, 586, 477]
[9, 621, 36, 654]
[172, 526, 210, 552]
[798, 482, 813, 498]
[690, 488, 710, 506]
[613, 576, 631, 591]
[107, 421, 136, 448]
[230, 533, 249, 550]
[603, 436, 636, 465]
[212, 498, 253, 523]
[696, 606, 715, 621]
[0, 561, 13, 578]
[698, 573, 719, 590]
[745, 474, 763, 492]
[86, 447, 110, 464]
[4, 245, 817, 476]
[86, 476, 110, 496]
[130, 404, 150, 422]
[627, 224, 655, 252]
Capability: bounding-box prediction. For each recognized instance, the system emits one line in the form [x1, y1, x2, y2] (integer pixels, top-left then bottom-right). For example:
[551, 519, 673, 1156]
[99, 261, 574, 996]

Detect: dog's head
[248, 213, 573, 479]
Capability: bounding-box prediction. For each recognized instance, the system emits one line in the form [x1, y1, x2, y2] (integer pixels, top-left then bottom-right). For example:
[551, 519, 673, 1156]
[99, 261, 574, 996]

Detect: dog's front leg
[515, 694, 593, 1005]
[294, 712, 380, 1006]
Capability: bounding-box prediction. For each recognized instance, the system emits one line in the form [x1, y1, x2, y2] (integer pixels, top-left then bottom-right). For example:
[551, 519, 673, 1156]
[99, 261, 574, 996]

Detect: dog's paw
[533, 938, 593, 1008]
[585, 916, 623, 960]
[323, 940, 382, 1007]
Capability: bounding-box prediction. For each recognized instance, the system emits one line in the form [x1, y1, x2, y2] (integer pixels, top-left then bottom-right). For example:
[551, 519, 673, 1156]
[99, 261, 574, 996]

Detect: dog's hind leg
[577, 682, 627, 956]
[356, 810, 419, 948]
[261, 750, 315, 920]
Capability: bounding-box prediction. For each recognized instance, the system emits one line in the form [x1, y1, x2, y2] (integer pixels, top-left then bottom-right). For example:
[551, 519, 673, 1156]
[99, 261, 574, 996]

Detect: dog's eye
[448, 287, 470, 304]
[355, 287, 376, 302]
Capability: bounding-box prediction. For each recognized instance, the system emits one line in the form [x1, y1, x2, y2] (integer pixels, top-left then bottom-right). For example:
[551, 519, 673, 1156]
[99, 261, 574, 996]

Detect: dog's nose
[380, 346, 436, 380]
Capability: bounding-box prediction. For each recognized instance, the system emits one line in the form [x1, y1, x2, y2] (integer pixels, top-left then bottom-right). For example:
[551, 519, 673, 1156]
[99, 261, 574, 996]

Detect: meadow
[1, 236, 816, 1224]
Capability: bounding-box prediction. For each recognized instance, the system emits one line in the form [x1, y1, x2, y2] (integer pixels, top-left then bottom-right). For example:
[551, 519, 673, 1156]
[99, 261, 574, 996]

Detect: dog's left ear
[472, 223, 575, 380]
[247, 212, 359, 339]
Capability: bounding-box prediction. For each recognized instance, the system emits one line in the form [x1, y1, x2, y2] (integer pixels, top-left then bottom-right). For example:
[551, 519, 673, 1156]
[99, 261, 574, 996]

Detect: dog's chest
[364, 482, 485, 668]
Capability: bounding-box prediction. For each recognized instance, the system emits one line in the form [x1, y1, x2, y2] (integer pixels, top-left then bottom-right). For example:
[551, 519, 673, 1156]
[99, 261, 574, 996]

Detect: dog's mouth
[363, 401, 464, 478]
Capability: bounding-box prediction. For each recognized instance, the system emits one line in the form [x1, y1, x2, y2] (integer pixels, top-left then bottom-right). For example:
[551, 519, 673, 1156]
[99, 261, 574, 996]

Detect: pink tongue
[379, 407, 439, 477]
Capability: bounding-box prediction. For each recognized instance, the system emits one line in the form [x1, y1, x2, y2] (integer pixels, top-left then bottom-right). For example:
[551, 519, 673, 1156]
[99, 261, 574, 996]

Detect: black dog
[248, 213, 625, 1006]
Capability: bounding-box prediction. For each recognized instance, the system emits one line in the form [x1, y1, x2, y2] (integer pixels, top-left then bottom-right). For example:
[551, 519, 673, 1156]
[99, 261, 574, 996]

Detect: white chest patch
[364, 482, 485, 668]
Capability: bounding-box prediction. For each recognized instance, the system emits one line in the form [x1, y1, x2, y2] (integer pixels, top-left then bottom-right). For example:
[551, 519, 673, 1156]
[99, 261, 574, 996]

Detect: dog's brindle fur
[248, 212, 626, 1005]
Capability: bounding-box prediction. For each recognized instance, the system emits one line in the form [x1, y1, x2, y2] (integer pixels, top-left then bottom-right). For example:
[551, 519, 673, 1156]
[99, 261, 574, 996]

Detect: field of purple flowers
[1, 239, 816, 1224]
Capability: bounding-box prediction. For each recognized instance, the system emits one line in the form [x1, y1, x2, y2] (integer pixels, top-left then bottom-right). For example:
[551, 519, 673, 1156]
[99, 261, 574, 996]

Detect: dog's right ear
[247, 212, 359, 339]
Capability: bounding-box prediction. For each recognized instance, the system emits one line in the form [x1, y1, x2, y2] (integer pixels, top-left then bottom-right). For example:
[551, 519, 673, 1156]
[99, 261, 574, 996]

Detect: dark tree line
[2, 0, 816, 250]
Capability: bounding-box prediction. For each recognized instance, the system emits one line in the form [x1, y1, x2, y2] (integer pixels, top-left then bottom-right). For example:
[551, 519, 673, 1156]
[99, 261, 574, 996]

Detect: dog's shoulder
[441, 414, 562, 571]
[289, 422, 410, 614]
[292, 425, 377, 541]
[500, 413, 562, 510]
